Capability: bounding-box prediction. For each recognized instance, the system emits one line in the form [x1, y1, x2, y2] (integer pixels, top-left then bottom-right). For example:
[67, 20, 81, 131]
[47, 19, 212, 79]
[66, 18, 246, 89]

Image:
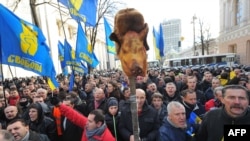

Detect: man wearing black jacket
[196, 85, 250, 141]
[7, 118, 50, 141]
[119, 89, 160, 141]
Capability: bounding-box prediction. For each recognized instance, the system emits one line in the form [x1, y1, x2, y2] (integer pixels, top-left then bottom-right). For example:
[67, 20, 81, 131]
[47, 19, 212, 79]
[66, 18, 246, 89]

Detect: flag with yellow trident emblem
[0, 4, 58, 90]
[75, 21, 99, 68]
[59, 0, 98, 26]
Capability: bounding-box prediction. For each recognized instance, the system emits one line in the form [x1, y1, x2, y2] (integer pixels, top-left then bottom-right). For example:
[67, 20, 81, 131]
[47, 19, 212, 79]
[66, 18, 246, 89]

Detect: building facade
[162, 19, 181, 54]
[219, 0, 250, 65]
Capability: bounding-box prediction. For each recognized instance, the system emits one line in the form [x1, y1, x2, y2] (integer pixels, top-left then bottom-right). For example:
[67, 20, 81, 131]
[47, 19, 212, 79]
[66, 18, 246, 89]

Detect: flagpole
[57, 1, 67, 39]
[57, 1, 75, 91]
[106, 47, 110, 69]
[7, 65, 14, 79]
[0, 48, 7, 107]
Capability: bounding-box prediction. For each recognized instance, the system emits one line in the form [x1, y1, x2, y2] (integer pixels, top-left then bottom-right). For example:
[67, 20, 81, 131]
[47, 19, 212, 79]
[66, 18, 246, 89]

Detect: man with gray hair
[205, 86, 224, 111]
[159, 101, 189, 141]
[0, 130, 14, 141]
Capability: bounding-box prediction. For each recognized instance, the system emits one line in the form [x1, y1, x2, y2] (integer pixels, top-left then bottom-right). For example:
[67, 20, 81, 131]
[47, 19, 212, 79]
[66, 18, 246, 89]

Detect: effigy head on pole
[110, 8, 149, 77]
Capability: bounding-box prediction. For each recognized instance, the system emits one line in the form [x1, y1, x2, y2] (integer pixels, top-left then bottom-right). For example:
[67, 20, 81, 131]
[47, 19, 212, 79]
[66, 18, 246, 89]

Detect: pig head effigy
[109, 8, 149, 77]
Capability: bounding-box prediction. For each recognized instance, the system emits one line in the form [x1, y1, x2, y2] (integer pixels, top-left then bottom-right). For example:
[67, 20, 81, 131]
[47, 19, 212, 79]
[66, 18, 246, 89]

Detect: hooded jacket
[28, 103, 57, 141]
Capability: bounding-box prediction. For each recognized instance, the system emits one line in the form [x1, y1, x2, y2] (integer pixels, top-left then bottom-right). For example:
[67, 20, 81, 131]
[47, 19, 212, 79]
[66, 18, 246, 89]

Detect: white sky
[123, 0, 220, 53]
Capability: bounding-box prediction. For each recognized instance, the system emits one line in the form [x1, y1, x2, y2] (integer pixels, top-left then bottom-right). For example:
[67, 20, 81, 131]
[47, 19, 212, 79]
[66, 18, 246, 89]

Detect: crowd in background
[0, 64, 250, 141]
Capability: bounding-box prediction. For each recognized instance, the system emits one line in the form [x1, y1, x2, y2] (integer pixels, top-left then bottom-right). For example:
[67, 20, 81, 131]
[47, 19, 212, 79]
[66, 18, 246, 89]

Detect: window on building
[56, 20, 63, 36]
[68, 26, 77, 40]
[246, 40, 250, 64]
[229, 44, 237, 53]
[235, 0, 243, 25]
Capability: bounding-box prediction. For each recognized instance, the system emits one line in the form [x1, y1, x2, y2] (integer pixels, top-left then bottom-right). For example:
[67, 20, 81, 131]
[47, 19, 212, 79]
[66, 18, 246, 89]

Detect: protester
[162, 82, 182, 105]
[59, 97, 83, 141]
[28, 102, 57, 141]
[86, 88, 107, 115]
[8, 87, 20, 106]
[204, 86, 223, 111]
[7, 118, 50, 141]
[1, 106, 20, 129]
[184, 76, 206, 105]
[204, 77, 221, 101]
[119, 88, 159, 141]
[181, 89, 205, 120]
[50, 96, 115, 141]
[159, 101, 194, 141]
[196, 85, 250, 141]
[151, 92, 167, 124]
[105, 97, 123, 141]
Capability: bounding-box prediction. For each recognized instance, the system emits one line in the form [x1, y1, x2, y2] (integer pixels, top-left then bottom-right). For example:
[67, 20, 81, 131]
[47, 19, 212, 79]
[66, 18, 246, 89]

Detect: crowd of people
[0, 65, 249, 141]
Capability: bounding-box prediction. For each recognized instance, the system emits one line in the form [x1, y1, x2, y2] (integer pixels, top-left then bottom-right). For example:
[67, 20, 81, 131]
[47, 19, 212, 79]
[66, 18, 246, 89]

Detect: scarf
[53, 107, 63, 135]
[86, 123, 106, 141]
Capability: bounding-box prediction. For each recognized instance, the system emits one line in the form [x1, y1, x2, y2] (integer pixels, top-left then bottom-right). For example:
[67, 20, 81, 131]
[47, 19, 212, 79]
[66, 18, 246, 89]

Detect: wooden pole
[129, 76, 140, 141]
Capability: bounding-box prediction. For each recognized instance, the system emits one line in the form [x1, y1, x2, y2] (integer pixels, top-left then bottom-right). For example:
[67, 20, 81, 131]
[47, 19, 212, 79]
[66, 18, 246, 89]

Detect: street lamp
[191, 14, 197, 56]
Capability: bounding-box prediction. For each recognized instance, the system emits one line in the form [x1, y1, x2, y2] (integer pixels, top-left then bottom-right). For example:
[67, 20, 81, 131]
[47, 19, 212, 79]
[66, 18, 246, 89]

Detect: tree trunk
[129, 76, 140, 141]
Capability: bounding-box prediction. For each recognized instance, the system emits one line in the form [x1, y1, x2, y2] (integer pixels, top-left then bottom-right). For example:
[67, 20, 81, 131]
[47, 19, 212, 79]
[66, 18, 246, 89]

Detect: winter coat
[28, 103, 57, 141]
[27, 130, 51, 141]
[105, 112, 124, 141]
[196, 107, 250, 141]
[60, 116, 83, 141]
[159, 118, 189, 141]
[86, 98, 107, 115]
[119, 102, 160, 141]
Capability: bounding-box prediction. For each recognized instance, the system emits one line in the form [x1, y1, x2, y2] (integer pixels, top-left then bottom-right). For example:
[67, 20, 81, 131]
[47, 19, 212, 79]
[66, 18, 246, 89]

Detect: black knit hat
[107, 97, 118, 108]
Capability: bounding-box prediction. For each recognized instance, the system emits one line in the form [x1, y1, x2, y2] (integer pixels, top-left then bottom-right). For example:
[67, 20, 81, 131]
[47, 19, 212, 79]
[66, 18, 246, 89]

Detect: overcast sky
[122, 0, 220, 51]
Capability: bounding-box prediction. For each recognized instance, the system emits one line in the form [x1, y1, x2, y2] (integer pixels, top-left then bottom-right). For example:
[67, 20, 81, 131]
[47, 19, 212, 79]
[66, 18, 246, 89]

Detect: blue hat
[107, 97, 118, 108]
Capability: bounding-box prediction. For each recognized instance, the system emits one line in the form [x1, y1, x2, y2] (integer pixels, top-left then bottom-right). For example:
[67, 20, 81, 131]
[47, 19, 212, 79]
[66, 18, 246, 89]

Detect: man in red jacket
[51, 89, 115, 141]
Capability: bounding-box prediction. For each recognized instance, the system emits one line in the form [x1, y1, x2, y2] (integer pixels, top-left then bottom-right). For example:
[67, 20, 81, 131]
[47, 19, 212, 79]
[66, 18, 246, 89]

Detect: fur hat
[107, 97, 118, 108]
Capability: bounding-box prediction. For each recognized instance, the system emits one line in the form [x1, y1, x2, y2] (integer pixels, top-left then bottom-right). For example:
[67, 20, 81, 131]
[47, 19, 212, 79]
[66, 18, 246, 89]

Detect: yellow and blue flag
[104, 17, 116, 55]
[188, 112, 202, 124]
[75, 21, 99, 68]
[153, 24, 164, 60]
[0, 4, 58, 90]
[153, 27, 160, 60]
[59, 0, 98, 26]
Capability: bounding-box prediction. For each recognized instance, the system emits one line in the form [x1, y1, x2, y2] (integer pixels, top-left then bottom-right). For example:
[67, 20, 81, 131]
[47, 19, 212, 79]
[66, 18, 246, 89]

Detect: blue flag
[104, 17, 116, 54]
[0, 4, 58, 90]
[63, 39, 88, 74]
[71, 61, 88, 74]
[79, 61, 88, 74]
[75, 22, 99, 68]
[59, 0, 98, 26]
[58, 41, 66, 69]
[58, 41, 68, 76]
[153, 27, 160, 60]
[159, 24, 165, 57]
[69, 71, 74, 91]
[63, 39, 74, 63]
